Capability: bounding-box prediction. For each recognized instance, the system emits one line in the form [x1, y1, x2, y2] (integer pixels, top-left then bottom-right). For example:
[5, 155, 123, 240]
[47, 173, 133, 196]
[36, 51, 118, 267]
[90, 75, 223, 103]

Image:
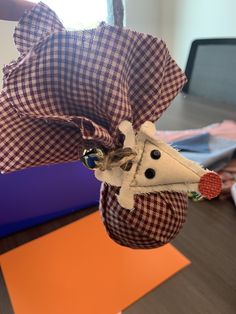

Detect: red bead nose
[198, 172, 222, 199]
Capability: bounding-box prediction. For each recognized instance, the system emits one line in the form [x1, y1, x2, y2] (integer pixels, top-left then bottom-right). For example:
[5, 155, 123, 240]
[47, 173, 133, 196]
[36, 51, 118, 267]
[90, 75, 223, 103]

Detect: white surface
[43, 0, 108, 29]
[159, 0, 236, 69]
[125, 0, 236, 69]
[124, 0, 161, 37]
[0, 20, 19, 87]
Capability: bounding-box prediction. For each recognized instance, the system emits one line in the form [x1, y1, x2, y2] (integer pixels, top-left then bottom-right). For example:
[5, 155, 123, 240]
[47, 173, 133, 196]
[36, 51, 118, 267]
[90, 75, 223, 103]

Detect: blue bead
[87, 156, 98, 169]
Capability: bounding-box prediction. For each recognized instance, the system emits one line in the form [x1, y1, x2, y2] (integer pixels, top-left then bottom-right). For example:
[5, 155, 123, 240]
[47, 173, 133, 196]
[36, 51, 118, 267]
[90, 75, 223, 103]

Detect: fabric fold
[0, 2, 186, 172]
[14, 1, 65, 55]
[0, 2, 188, 249]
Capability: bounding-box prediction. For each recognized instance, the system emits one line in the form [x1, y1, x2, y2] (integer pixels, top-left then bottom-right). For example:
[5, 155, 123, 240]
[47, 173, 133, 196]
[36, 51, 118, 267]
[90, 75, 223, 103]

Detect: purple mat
[0, 162, 101, 237]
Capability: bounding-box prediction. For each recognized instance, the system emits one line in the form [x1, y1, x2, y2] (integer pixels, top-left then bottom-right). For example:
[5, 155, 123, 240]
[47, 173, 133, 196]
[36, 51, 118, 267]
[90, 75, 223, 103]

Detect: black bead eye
[145, 168, 156, 179]
[150, 150, 161, 160]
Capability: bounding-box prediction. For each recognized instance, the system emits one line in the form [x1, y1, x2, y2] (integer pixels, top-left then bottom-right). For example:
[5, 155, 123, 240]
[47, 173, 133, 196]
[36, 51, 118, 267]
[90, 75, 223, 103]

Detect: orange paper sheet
[1, 211, 190, 314]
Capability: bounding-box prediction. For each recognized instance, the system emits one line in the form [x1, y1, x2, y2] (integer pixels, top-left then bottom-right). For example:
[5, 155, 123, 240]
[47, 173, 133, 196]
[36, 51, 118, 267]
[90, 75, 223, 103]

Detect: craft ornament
[0, 2, 222, 249]
[94, 121, 222, 210]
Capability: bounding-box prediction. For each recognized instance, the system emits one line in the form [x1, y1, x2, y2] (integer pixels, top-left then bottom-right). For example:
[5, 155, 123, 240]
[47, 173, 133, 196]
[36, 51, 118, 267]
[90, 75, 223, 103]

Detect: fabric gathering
[0, 2, 191, 249]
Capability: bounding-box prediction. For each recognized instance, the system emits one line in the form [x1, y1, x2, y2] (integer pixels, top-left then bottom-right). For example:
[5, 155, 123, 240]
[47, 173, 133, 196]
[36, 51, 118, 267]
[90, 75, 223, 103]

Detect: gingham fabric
[100, 185, 188, 249]
[0, 2, 188, 248]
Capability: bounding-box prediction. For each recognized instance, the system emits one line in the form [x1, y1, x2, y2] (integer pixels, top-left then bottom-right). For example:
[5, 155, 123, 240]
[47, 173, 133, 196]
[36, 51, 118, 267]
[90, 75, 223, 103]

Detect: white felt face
[131, 141, 200, 187]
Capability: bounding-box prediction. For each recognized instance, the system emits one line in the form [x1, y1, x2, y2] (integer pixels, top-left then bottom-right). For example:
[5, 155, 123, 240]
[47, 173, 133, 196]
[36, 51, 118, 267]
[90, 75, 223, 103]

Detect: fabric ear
[118, 120, 136, 148]
[14, 2, 65, 55]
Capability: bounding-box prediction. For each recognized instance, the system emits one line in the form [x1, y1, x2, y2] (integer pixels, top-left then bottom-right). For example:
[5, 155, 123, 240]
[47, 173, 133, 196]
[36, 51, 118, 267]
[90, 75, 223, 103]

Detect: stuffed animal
[93, 120, 221, 210]
[0, 2, 221, 249]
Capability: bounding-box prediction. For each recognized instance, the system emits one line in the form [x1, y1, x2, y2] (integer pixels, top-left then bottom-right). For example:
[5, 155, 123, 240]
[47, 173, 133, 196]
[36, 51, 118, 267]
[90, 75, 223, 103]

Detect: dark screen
[188, 44, 236, 105]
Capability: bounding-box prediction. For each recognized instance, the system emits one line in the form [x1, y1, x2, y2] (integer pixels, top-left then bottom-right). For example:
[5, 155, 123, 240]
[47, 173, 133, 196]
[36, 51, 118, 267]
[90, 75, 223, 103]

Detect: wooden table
[1, 94, 236, 314]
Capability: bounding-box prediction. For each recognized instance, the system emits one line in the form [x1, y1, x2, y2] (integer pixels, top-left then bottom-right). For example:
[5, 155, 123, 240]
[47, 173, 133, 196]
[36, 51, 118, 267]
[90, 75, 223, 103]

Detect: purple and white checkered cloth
[0, 2, 188, 248]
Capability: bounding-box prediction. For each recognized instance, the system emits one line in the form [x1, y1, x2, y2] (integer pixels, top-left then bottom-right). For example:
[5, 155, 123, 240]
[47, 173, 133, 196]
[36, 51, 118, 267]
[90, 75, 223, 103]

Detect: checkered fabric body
[100, 185, 188, 249]
[0, 2, 188, 248]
